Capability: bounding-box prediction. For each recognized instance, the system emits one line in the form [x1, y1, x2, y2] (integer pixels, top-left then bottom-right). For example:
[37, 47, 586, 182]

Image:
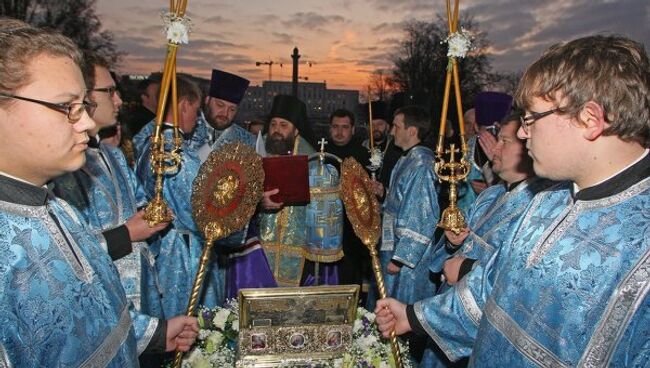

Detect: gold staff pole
[172, 229, 221, 368]
[368, 87, 374, 150]
[340, 158, 403, 368]
[435, 0, 471, 235]
[173, 143, 264, 368]
[369, 246, 404, 368]
[142, 0, 189, 226]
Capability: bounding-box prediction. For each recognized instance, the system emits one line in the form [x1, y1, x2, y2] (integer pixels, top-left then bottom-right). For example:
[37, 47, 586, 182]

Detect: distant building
[237, 81, 361, 140]
[119, 75, 365, 140]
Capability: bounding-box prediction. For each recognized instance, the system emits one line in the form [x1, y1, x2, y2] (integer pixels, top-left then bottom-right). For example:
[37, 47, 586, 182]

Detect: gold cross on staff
[445, 143, 460, 163]
[434, 0, 471, 235]
[318, 138, 328, 153]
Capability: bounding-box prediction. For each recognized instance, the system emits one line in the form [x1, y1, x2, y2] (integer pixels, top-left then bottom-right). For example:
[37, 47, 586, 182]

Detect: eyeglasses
[91, 86, 118, 98]
[519, 108, 562, 133]
[0, 93, 97, 123]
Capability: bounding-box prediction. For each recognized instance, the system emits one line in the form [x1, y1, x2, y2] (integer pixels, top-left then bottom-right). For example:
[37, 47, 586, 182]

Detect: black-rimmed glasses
[91, 86, 118, 98]
[0, 93, 97, 122]
[520, 108, 562, 133]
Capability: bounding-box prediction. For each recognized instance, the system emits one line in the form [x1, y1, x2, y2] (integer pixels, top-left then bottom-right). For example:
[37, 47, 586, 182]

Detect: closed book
[262, 155, 310, 205]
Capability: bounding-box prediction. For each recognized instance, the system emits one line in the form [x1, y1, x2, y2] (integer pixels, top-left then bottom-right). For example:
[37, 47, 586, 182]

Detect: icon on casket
[251, 333, 267, 350]
[326, 331, 341, 348]
[289, 333, 305, 349]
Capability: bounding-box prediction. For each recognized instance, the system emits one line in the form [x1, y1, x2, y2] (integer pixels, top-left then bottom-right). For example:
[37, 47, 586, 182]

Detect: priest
[259, 95, 343, 286]
[456, 92, 513, 215]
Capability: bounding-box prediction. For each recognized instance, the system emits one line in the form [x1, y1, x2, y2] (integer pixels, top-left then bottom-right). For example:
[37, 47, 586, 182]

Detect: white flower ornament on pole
[442, 27, 473, 69]
[162, 12, 192, 44]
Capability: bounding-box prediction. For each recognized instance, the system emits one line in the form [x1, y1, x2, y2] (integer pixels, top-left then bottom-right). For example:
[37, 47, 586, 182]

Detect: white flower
[212, 308, 231, 330]
[167, 20, 189, 44]
[369, 148, 383, 168]
[364, 311, 376, 323]
[198, 329, 211, 340]
[357, 333, 379, 349]
[185, 349, 211, 368]
[161, 12, 192, 44]
[207, 331, 224, 347]
[353, 319, 363, 333]
[232, 321, 239, 332]
[444, 28, 473, 59]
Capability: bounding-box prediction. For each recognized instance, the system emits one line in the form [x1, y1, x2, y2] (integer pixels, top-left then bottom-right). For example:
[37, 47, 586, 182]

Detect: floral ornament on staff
[442, 27, 474, 69]
[162, 11, 193, 44]
[367, 147, 384, 180]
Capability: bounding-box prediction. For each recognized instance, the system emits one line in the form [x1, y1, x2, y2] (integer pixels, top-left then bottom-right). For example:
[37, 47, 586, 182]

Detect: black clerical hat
[475, 92, 513, 126]
[368, 100, 389, 122]
[269, 95, 315, 145]
[209, 69, 250, 104]
[269, 95, 306, 129]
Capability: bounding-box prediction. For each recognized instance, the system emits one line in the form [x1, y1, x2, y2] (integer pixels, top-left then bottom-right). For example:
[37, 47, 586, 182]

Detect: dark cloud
[378, 37, 401, 46]
[201, 15, 231, 24]
[272, 32, 295, 44]
[281, 12, 346, 31]
[237, 68, 265, 75]
[367, 0, 433, 13]
[189, 38, 240, 49]
[464, 0, 650, 72]
[372, 21, 407, 33]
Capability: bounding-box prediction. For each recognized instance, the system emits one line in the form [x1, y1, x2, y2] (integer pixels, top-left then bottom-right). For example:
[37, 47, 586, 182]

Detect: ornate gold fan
[340, 157, 403, 368]
[174, 142, 263, 368]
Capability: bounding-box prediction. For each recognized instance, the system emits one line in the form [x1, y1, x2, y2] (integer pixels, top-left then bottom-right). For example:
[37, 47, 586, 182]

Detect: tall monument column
[292, 47, 300, 96]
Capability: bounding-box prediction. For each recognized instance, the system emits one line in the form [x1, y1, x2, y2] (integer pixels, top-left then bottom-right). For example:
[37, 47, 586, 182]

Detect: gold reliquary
[237, 285, 359, 367]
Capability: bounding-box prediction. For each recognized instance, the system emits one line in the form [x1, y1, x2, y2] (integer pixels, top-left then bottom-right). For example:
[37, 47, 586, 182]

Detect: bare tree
[367, 68, 399, 102]
[486, 71, 524, 98]
[1, 0, 122, 64]
[390, 15, 492, 123]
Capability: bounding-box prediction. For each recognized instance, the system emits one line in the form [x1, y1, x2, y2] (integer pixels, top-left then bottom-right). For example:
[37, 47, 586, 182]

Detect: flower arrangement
[179, 304, 411, 368]
[342, 308, 412, 368]
[181, 299, 239, 368]
[443, 27, 473, 59]
[162, 11, 192, 44]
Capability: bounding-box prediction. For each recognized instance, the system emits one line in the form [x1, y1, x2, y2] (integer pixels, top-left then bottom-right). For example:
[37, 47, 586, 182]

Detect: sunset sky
[96, 0, 649, 91]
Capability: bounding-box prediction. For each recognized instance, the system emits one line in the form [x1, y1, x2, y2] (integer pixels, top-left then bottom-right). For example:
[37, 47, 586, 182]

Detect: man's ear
[178, 98, 189, 114]
[579, 101, 607, 141]
[408, 125, 418, 138]
[204, 95, 210, 106]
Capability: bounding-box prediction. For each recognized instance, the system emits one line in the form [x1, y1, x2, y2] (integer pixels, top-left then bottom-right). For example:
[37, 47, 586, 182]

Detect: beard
[265, 133, 295, 155]
[373, 129, 387, 142]
[203, 105, 232, 130]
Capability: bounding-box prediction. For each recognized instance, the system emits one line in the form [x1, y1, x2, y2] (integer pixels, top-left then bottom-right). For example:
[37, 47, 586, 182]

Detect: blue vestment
[421, 177, 554, 366]
[258, 136, 344, 287]
[53, 143, 162, 354]
[415, 152, 650, 366]
[0, 175, 138, 367]
[469, 175, 650, 367]
[132, 112, 210, 161]
[135, 120, 267, 316]
[456, 137, 484, 216]
[379, 145, 440, 305]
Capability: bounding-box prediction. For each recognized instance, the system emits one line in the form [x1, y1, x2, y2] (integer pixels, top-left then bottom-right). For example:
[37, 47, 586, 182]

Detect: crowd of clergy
[0, 16, 648, 368]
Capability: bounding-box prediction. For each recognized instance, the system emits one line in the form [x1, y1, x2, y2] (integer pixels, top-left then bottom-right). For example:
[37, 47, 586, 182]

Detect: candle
[368, 88, 374, 150]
